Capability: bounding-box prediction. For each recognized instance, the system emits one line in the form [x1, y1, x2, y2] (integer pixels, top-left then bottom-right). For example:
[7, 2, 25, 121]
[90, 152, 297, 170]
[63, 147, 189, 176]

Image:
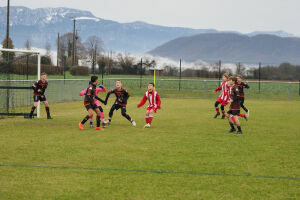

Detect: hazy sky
[1, 0, 299, 35]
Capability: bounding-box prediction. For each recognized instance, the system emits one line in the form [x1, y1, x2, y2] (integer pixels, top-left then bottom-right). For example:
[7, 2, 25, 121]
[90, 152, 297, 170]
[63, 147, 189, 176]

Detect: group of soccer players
[214, 73, 250, 134]
[29, 72, 249, 133]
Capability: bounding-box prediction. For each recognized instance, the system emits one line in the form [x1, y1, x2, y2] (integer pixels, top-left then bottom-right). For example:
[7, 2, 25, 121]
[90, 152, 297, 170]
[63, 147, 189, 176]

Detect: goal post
[0, 48, 41, 118]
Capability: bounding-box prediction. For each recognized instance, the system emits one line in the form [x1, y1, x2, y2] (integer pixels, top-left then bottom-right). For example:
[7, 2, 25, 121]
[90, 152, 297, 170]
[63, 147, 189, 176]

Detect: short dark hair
[223, 73, 229, 79]
[229, 76, 238, 84]
[91, 76, 98, 83]
[237, 75, 243, 79]
[41, 72, 47, 76]
[148, 82, 155, 87]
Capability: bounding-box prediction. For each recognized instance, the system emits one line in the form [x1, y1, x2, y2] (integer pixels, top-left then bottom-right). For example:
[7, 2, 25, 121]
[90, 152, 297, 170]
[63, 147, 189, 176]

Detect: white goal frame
[0, 48, 41, 118]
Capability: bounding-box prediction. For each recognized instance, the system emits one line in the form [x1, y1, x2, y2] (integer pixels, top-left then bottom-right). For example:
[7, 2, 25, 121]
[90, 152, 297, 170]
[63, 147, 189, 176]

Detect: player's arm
[124, 90, 130, 101]
[214, 86, 222, 92]
[104, 90, 114, 105]
[137, 94, 147, 108]
[79, 89, 87, 96]
[243, 82, 250, 89]
[97, 86, 106, 92]
[95, 95, 105, 104]
[156, 93, 161, 109]
[32, 81, 39, 92]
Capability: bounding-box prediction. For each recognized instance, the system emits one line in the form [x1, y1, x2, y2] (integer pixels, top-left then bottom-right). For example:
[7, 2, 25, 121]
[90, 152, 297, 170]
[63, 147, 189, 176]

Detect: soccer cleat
[236, 130, 243, 134]
[90, 122, 93, 127]
[47, 116, 53, 119]
[229, 128, 236, 133]
[221, 115, 225, 119]
[28, 115, 33, 119]
[105, 120, 111, 125]
[102, 122, 106, 128]
[132, 121, 136, 126]
[144, 124, 151, 128]
[214, 113, 220, 118]
[78, 123, 84, 130]
[96, 127, 103, 131]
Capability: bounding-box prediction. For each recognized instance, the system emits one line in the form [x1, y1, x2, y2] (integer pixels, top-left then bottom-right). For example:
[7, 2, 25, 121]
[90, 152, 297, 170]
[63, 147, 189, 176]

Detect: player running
[29, 72, 52, 119]
[79, 85, 107, 128]
[214, 73, 230, 119]
[104, 80, 136, 126]
[227, 76, 243, 134]
[237, 75, 250, 119]
[78, 76, 105, 131]
[137, 83, 161, 128]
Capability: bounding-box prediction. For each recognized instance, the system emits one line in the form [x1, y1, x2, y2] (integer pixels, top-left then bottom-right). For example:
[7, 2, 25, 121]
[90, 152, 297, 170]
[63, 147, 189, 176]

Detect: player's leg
[214, 100, 221, 118]
[94, 107, 103, 130]
[29, 96, 39, 119]
[98, 106, 106, 127]
[43, 100, 52, 119]
[238, 113, 248, 121]
[227, 111, 236, 133]
[108, 105, 117, 124]
[240, 97, 248, 113]
[233, 115, 242, 134]
[220, 105, 226, 119]
[121, 107, 136, 126]
[89, 115, 94, 127]
[79, 108, 93, 130]
[148, 109, 155, 125]
[145, 109, 150, 125]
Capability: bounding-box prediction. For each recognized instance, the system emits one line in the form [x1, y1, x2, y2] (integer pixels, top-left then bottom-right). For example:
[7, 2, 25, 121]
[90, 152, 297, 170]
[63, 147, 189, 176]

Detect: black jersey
[105, 88, 130, 106]
[237, 82, 249, 98]
[32, 80, 48, 96]
[229, 85, 241, 110]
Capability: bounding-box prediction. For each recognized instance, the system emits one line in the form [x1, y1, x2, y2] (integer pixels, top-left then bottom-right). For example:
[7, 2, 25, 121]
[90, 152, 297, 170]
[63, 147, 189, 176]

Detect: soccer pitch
[0, 98, 299, 199]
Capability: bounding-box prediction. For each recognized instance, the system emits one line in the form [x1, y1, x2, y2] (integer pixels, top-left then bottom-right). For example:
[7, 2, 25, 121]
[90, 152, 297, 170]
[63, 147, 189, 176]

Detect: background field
[0, 97, 299, 199]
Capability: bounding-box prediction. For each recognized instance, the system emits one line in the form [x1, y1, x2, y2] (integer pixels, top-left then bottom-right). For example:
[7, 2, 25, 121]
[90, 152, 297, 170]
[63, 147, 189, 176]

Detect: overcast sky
[1, 0, 299, 36]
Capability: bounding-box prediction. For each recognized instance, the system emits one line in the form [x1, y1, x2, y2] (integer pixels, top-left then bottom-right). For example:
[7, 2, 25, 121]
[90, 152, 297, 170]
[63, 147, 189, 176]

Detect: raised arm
[137, 94, 147, 108]
[242, 82, 250, 89]
[104, 90, 114, 105]
[214, 86, 222, 92]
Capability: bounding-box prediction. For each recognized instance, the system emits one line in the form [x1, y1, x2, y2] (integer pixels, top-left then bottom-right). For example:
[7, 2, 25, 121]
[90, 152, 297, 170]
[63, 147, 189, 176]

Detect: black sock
[30, 106, 36, 116]
[45, 107, 50, 117]
[81, 115, 90, 124]
[229, 122, 235, 130]
[96, 116, 101, 127]
[237, 125, 242, 131]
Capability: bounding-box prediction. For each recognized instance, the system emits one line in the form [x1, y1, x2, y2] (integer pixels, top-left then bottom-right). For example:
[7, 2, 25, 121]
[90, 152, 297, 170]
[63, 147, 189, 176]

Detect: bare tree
[45, 42, 51, 57]
[85, 35, 104, 73]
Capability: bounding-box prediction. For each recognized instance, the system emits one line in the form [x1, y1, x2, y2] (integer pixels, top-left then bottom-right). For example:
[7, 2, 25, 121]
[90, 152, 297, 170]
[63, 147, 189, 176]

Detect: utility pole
[218, 60, 221, 86]
[6, 0, 10, 49]
[72, 18, 76, 66]
[179, 59, 182, 91]
[57, 33, 60, 67]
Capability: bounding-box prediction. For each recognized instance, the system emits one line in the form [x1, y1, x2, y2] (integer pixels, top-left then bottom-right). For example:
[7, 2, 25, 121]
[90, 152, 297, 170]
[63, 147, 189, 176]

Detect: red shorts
[217, 97, 229, 106]
[146, 106, 158, 113]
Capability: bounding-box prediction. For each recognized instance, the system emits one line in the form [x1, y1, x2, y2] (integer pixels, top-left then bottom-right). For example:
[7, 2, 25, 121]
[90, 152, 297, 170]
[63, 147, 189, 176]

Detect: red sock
[145, 116, 149, 124]
[148, 115, 153, 125]
[239, 113, 245, 117]
[216, 107, 220, 114]
[222, 110, 225, 116]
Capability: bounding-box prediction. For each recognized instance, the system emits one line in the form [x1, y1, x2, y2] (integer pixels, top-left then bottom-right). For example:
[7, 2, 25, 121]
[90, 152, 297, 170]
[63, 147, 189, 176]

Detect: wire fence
[0, 78, 299, 114]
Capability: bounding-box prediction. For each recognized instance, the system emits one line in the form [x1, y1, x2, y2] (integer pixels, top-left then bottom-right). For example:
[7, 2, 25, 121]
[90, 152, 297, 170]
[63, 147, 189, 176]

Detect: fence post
[203, 80, 206, 98]
[160, 79, 163, 98]
[288, 82, 291, 100]
[179, 59, 182, 91]
[258, 62, 261, 94]
[60, 80, 63, 102]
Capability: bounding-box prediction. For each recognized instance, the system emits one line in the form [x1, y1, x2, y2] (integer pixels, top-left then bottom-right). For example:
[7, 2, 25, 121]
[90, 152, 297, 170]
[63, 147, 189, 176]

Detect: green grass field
[0, 98, 299, 199]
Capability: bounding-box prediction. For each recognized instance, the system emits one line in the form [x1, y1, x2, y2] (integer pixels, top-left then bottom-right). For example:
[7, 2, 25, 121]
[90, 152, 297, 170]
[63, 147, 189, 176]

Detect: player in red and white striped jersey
[137, 83, 161, 128]
[214, 73, 230, 119]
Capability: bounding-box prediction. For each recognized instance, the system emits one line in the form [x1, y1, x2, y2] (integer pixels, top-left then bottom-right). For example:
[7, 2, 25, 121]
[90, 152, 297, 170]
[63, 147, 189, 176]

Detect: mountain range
[149, 33, 300, 64]
[0, 6, 297, 56]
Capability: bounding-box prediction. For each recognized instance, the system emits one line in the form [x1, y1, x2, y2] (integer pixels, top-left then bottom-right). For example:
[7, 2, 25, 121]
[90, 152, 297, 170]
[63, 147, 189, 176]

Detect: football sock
[81, 115, 90, 125]
[239, 113, 245, 117]
[215, 107, 220, 114]
[96, 116, 101, 127]
[100, 112, 104, 120]
[229, 122, 235, 130]
[148, 114, 153, 125]
[222, 110, 225, 116]
[237, 125, 242, 132]
[45, 107, 50, 117]
[108, 117, 112, 122]
[29, 106, 36, 116]
[145, 116, 149, 124]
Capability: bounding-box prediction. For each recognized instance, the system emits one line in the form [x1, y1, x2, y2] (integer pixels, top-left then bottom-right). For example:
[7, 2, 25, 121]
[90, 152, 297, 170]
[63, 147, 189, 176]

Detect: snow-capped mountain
[0, 6, 297, 54]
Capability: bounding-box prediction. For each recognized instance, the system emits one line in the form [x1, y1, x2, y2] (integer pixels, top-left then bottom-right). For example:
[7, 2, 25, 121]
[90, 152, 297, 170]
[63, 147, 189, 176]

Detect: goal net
[0, 48, 41, 118]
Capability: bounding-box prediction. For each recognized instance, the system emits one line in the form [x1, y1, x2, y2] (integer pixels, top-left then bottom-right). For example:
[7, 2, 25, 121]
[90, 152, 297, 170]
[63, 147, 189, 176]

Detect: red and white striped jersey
[137, 91, 161, 109]
[215, 81, 230, 101]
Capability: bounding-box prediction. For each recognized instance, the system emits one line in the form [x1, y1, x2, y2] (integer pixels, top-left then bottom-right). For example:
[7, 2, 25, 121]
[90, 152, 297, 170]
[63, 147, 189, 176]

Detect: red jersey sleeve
[214, 86, 222, 92]
[156, 93, 161, 109]
[137, 94, 147, 107]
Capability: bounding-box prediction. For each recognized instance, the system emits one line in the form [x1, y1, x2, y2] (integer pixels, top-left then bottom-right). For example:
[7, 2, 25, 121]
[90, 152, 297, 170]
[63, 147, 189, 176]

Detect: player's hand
[99, 85, 104, 89]
[37, 89, 41, 93]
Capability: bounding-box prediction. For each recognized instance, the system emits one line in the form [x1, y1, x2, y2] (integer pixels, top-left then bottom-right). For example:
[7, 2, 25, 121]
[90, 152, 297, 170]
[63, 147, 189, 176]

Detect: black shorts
[227, 109, 240, 116]
[85, 104, 97, 111]
[34, 95, 46, 102]
[111, 104, 124, 111]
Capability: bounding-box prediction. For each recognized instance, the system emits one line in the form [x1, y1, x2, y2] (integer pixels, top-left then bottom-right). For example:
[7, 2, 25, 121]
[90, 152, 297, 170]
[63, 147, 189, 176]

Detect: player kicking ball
[78, 76, 105, 131]
[137, 83, 161, 128]
[103, 80, 136, 126]
[29, 72, 52, 119]
[227, 76, 243, 134]
[79, 84, 107, 128]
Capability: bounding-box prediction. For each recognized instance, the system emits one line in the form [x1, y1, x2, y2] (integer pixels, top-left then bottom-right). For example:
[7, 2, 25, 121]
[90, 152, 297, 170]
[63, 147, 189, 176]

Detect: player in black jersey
[29, 72, 52, 119]
[237, 75, 250, 118]
[227, 76, 243, 134]
[104, 80, 136, 126]
[78, 76, 105, 131]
